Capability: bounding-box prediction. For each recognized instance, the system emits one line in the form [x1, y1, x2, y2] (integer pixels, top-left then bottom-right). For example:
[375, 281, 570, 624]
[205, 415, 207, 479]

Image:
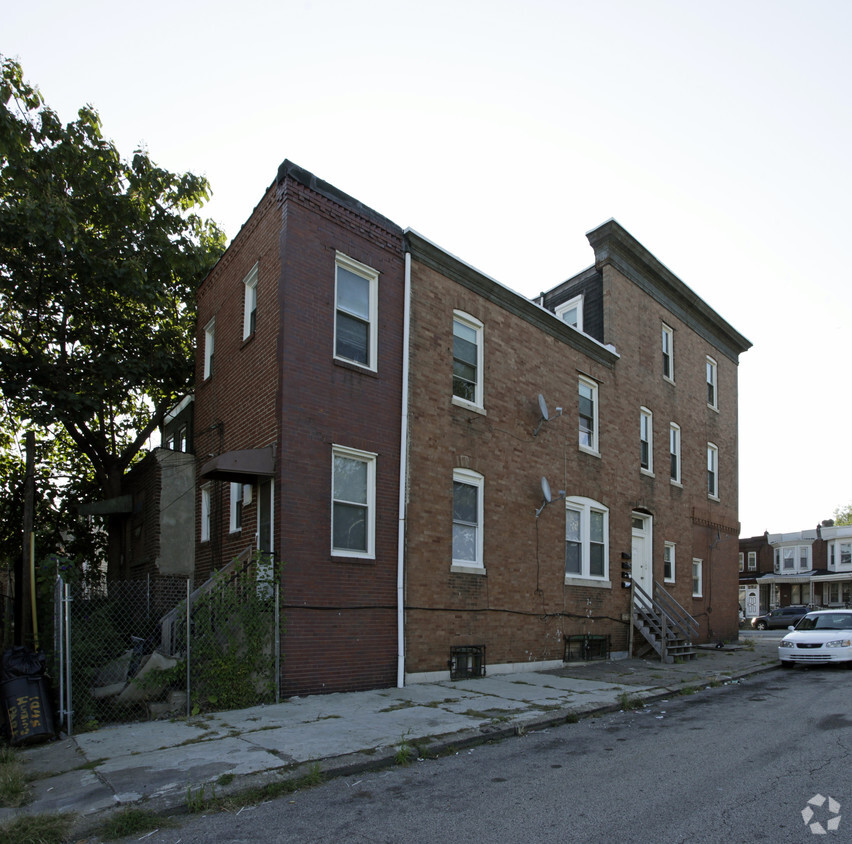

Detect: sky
[5, 0, 851, 537]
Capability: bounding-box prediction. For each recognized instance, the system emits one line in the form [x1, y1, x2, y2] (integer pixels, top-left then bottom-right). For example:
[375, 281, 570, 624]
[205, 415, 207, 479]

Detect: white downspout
[396, 250, 412, 688]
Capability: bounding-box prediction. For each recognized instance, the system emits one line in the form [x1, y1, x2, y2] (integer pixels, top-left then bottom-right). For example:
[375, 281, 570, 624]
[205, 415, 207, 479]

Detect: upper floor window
[669, 423, 681, 484]
[452, 312, 484, 409]
[555, 294, 583, 332]
[706, 356, 718, 409]
[664, 542, 675, 583]
[640, 407, 653, 474]
[738, 552, 744, 572]
[707, 442, 719, 499]
[579, 376, 599, 454]
[774, 545, 811, 572]
[662, 323, 674, 381]
[177, 425, 187, 452]
[748, 551, 757, 570]
[334, 253, 378, 370]
[243, 263, 258, 340]
[452, 468, 484, 571]
[331, 445, 376, 558]
[203, 318, 215, 380]
[565, 497, 609, 582]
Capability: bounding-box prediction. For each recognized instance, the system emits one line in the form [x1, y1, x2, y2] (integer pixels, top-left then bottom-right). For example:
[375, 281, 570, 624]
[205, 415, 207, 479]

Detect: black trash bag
[1, 646, 47, 682]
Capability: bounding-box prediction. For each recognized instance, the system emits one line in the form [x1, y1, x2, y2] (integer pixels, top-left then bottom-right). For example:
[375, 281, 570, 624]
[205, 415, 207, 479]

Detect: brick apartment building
[190, 160, 751, 696]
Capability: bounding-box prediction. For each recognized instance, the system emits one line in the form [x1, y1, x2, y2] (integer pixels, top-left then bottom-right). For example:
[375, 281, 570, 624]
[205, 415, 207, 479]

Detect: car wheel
[780, 660, 794, 669]
[756, 621, 767, 630]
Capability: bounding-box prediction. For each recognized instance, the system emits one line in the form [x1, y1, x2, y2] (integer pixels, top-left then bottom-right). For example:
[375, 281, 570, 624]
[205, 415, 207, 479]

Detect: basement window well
[449, 645, 486, 680]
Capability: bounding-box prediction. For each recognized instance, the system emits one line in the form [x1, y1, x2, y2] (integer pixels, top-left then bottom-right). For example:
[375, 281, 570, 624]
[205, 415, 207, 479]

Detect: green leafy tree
[833, 504, 852, 527]
[0, 56, 225, 578]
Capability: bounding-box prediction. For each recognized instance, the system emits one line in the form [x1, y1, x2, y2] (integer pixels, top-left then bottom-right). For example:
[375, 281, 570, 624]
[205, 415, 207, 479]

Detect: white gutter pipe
[396, 250, 412, 688]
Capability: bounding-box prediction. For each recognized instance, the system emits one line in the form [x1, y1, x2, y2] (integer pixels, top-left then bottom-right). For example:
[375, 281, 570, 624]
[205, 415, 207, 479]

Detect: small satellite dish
[538, 393, 550, 422]
[541, 476, 552, 503]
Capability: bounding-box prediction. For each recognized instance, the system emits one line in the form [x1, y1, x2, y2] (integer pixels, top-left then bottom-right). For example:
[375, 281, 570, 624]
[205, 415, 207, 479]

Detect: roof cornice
[405, 230, 619, 369]
[586, 219, 752, 363]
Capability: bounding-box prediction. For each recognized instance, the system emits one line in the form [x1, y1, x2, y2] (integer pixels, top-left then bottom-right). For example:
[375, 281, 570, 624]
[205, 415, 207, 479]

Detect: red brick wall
[275, 177, 405, 695]
[403, 246, 743, 675]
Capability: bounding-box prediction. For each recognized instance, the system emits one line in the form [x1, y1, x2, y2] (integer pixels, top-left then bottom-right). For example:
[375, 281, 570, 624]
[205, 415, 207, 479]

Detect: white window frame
[452, 311, 485, 411]
[748, 551, 757, 570]
[451, 468, 485, 574]
[201, 484, 211, 542]
[243, 263, 258, 340]
[229, 482, 244, 533]
[707, 442, 719, 500]
[555, 294, 584, 332]
[331, 445, 377, 559]
[203, 318, 215, 380]
[669, 423, 681, 485]
[692, 558, 703, 597]
[664, 542, 676, 583]
[662, 323, 674, 382]
[579, 376, 599, 455]
[564, 496, 609, 585]
[640, 407, 653, 475]
[334, 252, 379, 371]
[706, 356, 718, 410]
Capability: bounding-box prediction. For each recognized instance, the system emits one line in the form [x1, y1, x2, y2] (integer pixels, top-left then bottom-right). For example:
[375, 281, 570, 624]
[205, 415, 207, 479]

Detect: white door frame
[631, 512, 653, 596]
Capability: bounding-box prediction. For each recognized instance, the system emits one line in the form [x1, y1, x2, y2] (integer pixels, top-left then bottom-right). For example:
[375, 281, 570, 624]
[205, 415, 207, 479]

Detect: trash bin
[0, 647, 55, 746]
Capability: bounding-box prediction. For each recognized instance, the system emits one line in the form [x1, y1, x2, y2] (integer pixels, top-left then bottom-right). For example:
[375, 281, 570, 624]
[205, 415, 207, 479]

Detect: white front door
[631, 514, 653, 596]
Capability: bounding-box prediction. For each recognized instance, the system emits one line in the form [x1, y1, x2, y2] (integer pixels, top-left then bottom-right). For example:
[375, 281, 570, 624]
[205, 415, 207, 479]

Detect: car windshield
[796, 614, 852, 631]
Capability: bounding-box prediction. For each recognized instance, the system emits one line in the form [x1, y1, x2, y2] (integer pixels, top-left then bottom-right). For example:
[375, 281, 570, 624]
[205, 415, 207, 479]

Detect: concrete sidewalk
[0, 633, 779, 836]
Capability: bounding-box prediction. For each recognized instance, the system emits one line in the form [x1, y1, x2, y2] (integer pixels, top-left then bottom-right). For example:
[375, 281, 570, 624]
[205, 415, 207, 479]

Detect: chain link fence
[52, 556, 280, 734]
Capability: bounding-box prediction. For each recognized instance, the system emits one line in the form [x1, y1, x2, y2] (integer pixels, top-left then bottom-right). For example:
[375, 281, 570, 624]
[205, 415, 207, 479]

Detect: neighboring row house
[739, 524, 852, 617]
[187, 160, 751, 697]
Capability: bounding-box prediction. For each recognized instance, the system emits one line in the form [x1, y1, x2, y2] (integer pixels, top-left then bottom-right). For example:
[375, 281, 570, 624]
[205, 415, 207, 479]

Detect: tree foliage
[833, 504, 852, 527]
[0, 56, 225, 573]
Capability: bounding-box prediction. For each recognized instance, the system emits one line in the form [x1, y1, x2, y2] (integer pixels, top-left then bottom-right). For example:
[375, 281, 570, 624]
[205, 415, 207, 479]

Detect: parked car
[751, 605, 810, 630]
[779, 610, 852, 667]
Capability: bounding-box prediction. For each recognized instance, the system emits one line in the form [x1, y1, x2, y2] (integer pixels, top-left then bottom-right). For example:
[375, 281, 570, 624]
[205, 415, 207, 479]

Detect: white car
[779, 610, 852, 668]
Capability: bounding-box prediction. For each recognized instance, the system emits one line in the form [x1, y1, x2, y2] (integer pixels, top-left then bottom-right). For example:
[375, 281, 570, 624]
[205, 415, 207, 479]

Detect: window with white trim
[579, 376, 599, 454]
[203, 318, 215, 380]
[640, 407, 653, 473]
[706, 356, 718, 409]
[707, 442, 719, 499]
[331, 446, 376, 557]
[748, 551, 757, 570]
[452, 312, 484, 409]
[664, 542, 675, 583]
[452, 468, 484, 571]
[669, 423, 681, 484]
[229, 482, 244, 533]
[201, 484, 211, 542]
[692, 558, 703, 597]
[565, 497, 609, 581]
[243, 263, 258, 340]
[555, 294, 583, 331]
[334, 253, 378, 370]
[662, 323, 674, 381]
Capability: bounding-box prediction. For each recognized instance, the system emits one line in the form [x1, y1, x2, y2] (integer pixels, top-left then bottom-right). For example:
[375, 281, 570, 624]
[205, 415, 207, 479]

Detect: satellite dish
[538, 393, 549, 422]
[541, 476, 552, 503]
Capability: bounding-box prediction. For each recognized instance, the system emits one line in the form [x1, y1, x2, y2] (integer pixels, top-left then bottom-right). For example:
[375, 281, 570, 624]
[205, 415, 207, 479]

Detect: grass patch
[678, 685, 698, 696]
[379, 701, 414, 713]
[0, 812, 74, 844]
[217, 772, 235, 786]
[394, 732, 413, 766]
[618, 692, 643, 711]
[0, 748, 27, 808]
[95, 807, 174, 841]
